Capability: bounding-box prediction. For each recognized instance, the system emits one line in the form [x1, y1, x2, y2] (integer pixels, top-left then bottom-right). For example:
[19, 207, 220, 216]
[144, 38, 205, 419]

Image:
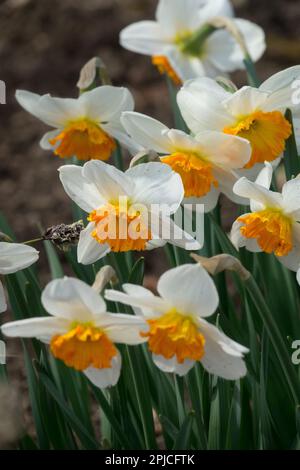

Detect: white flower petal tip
[0, 242, 39, 275]
[297, 269, 300, 286]
[84, 352, 122, 389]
[0, 281, 7, 313]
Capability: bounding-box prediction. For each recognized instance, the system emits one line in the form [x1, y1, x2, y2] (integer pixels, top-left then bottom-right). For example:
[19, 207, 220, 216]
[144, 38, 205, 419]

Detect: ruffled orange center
[49, 119, 116, 161]
[50, 323, 117, 371]
[162, 152, 218, 197]
[224, 110, 291, 169]
[88, 200, 152, 252]
[152, 56, 182, 86]
[238, 209, 293, 256]
[141, 310, 205, 364]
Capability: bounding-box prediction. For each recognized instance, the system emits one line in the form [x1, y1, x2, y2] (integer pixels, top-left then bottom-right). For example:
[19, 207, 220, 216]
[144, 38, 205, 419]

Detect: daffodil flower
[0, 242, 39, 313]
[120, 0, 265, 84]
[15, 86, 138, 161]
[59, 160, 200, 264]
[231, 163, 300, 274]
[122, 111, 251, 212]
[1, 277, 147, 388]
[177, 66, 300, 169]
[105, 264, 248, 378]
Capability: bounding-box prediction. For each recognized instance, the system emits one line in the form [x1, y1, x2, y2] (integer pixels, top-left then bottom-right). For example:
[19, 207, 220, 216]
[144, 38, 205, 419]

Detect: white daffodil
[1, 277, 147, 388]
[15, 86, 138, 161]
[120, 0, 265, 84]
[105, 263, 248, 378]
[59, 160, 200, 265]
[122, 111, 251, 212]
[231, 163, 300, 274]
[0, 242, 39, 313]
[178, 66, 300, 169]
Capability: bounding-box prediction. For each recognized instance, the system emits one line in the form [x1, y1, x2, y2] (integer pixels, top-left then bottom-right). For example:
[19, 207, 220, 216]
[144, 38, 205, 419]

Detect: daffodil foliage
[1, 0, 300, 452]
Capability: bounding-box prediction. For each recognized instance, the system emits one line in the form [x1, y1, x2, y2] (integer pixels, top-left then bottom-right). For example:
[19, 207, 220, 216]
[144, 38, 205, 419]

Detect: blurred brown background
[0, 0, 300, 446]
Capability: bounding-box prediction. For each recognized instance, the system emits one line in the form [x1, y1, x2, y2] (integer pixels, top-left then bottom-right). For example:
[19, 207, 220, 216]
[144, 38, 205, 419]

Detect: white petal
[177, 78, 232, 134]
[96, 313, 148, 345]
[79, 86, 134, 123]
[156, 215, 202, 251]
[104, 289, 169, 317]
[278, 223, 300, 272]
[1, 317, 68, 338]
[84, 351, 121, 389]
[120, 21, 166, 55]
[0, 281, 7, 313]
[123, 283, 156, 317]
[121, 112, 173, 154]
[297, 269, 300, 286]
[282, 177, 300, 218]
[16, 90, 81, 127]
[184, 187, 220, 214]
[102, 121, 142, 155]
[40, 130, 60, 150]
[230, 216, 261, 253]
[152, 354, 195, 376]
[127, 162, 184, 211]
[260, 66, 300, 94]
[42, 277, 107, 321]
[156, 0, 208, 34]
[206, 19, 265, 72]
[0, 242, 39, 275]
[200, 320, 248, 380]
[195, 131, 251, 169]
[233, 177, 283, 209]
[254, 161, 273, 189]
[157, 264, 219, 318]
[198, 0, 233, 22]
[214, 168, 249, 206]
[59, 165, 104, 213]
[82, 160, 132, 201]
[166, 47, 206, 82]
[222, 86, 269, 117]
[77, 223, 110, 265]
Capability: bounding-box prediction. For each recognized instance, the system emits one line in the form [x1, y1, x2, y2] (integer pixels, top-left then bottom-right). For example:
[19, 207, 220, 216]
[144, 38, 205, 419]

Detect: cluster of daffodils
[1, 0, 300, 394]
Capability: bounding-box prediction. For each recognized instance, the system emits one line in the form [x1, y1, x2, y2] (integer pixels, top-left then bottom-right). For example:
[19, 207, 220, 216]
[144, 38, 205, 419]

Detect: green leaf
[173, 412, 195, 450]
[284, 109, 300, 180]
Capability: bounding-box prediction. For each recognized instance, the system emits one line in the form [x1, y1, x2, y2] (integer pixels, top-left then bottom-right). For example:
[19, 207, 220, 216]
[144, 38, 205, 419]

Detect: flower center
[141, 309, 205, 364]
[162, 152, 218, 197]
[152, 56, 182, 86]
[238, 208, 293, 256]
[223, 110, 291, 169]
[49, 118, 116, 161]
[88, 200, 152, 252]
[50, 322, 117, 371]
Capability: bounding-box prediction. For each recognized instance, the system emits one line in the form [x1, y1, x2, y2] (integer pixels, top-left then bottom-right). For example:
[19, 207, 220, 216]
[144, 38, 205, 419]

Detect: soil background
[0, 0, 300, 446]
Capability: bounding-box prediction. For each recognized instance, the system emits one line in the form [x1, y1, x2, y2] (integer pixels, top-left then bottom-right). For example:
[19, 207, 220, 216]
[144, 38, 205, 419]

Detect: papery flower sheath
[122, 111, 251, 212]
[177, 66, 300, 169]
[105, 263, 248, 378]
[0, 242, 39, 313]
[120, 0, 265, 84]
[59, 160, 201, 265]
[231, 163, 300, 274]
[1, 277, 147, 388]
[16, 86, 138, 161]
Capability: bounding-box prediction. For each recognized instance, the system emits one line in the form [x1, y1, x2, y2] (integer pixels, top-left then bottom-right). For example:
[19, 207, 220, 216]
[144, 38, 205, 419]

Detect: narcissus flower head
[177, 66, 300, 169]
[122, 111, 251, 212]
[1, 277, 147, 388]
[231, 162, 300, 274]
[59, 160, 201, 265]
[120, 0, 265, 84]
[105, 264, 248, 378]
[0, 242, 39, 313]
[16, 86, 137, 161]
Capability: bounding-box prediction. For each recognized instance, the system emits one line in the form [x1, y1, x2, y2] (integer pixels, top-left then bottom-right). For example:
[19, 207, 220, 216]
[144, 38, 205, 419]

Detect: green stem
[113, 141, 124, 171]
[243, 55, 261, 87]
